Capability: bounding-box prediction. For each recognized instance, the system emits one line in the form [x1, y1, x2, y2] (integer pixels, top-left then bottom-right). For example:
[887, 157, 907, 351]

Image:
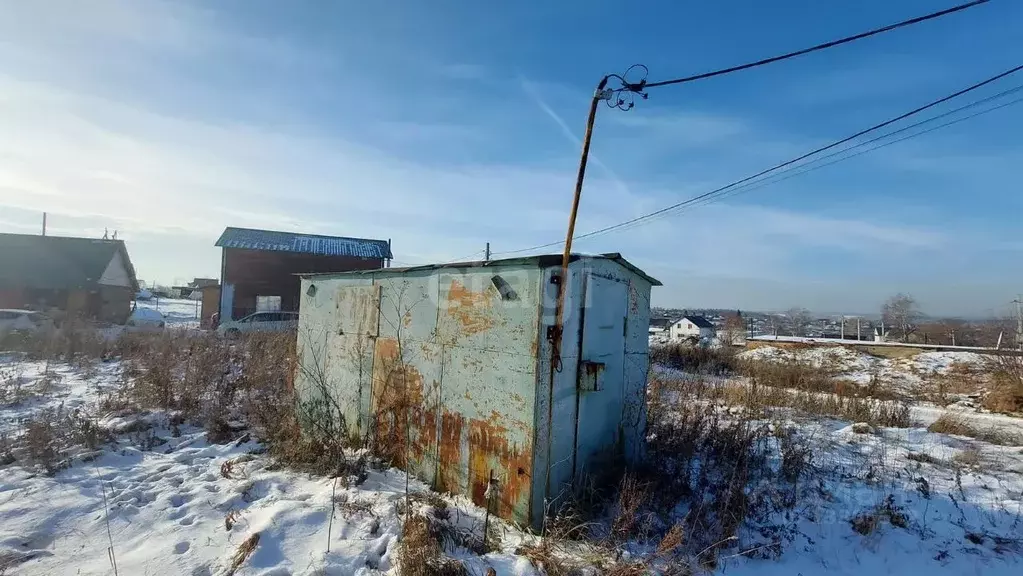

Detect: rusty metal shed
[295, 253, 659, 529]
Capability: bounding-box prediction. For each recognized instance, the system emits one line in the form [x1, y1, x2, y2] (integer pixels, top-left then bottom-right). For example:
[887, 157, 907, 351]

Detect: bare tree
[720, 310, 745, 346]
[881, 293, 921, 343]
[784, 307, 812, 337]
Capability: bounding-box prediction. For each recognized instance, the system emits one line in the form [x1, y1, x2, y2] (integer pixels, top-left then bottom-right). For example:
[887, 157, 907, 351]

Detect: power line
[495, 63, 1023, 256]
[677, 93, 1023, 215]
[637, 1, 992, 89]
[608, 87, 1023, 232]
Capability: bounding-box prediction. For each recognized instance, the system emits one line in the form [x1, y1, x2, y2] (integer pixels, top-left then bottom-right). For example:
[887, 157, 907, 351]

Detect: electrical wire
[493, 63, 1023, 256]
[504, 92, 1023, 249]
[604, 86, 1023, 233]
[640, 0, 992, 89]
[676, 94, 1023, 214]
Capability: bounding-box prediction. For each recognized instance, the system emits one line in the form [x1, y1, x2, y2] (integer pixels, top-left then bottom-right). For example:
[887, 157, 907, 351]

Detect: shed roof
[300, 253, 661, 286]
[0, 233, 139, 291]
[215, 227, 392, 259]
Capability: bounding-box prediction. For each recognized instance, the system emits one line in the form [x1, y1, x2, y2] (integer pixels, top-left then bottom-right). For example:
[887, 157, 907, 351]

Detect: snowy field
[2, 344, 1022, 575]
[740, 344, 991, 397]
[136, 298, 202, 329]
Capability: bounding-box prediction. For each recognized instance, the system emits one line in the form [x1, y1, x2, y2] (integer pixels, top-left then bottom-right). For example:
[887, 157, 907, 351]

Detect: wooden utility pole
[545, 76, 609, 508]
[485, 242, 491, 262]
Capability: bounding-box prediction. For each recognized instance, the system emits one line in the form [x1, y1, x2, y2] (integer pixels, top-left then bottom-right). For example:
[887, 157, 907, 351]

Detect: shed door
[574, 273, 628, 479]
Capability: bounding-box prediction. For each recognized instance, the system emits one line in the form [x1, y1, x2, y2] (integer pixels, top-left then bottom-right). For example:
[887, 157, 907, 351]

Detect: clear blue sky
[1, 0, 1020, 317]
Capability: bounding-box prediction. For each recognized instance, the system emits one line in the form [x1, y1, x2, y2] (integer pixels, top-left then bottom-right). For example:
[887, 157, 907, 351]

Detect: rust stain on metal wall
[371, 337, 438, 470]
[467, 416, 532, 519]
[446, 280, 499, 336]
[433, 409, 532, 521]
[437, 411, 465, 494]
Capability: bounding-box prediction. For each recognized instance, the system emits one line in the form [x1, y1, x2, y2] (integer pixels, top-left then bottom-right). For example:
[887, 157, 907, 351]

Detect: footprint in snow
[169, 492, 194, 508]
[173, 541, 191, 554]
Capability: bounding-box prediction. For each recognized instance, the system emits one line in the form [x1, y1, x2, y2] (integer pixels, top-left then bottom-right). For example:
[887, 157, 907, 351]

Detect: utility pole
[1014, 296, 1023, 350]
[41, 212, 47, 236]
[841, 316, 845, 340]
[485, 242, 491, 262]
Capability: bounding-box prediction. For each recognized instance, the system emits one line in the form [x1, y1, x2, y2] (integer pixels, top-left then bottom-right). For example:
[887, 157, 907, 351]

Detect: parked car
[126, 308, 166, 331]
[0, 309, 51, 335]
[217, 311, 298, 337]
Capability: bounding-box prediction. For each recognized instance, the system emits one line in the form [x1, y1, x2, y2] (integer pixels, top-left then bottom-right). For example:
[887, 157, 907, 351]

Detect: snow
[136, 298, 201, 329]
[720, 419, 1023, 576]
[0, 356, 536, 576]
[2, 351, 1022, 575]
[750, 334, 999, 353]
[740, 345, 990, 395]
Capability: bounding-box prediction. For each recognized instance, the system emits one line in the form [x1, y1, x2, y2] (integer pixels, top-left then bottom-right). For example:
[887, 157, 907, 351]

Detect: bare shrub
[14, 405, 111, 474]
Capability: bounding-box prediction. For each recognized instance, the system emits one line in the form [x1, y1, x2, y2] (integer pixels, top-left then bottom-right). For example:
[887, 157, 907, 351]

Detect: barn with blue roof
[214, 227, 392, 321]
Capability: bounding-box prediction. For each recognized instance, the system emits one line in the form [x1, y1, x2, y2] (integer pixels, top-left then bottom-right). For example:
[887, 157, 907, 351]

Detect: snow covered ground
[136, 298, 202, 329]
[740, 345, 991, 396]
[0, 355, 534, 575]
[2, 351, 1022, 575]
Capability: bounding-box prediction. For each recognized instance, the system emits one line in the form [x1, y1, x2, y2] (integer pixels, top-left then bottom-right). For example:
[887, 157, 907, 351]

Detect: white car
[0, 309, 51, 335]
[126, 308, 166, 331]
[217, 311, 298, 337]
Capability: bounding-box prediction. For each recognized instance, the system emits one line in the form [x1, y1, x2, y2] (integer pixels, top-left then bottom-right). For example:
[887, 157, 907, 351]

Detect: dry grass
[651, 344, 739, 375]
[983, 355, 1023, 413]
[541, 382, 818, 572]
[395, 515, 467, 576]
[927, 413, 1022, 446]
[850, 495, 909, 535]
[226, 533, 260, 576]
[952, 447, 982, 467]
[0, 320, 115, 363]
[650, 373, 912, 429]
[859, 346, 922, 360]
[9, 405, 111, 475]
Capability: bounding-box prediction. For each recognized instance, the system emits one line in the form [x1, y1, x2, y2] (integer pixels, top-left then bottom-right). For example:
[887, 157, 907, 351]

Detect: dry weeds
[395, 515, 467, 576]
[226, 532, 260, 576]
[927, 413, 1022, 446]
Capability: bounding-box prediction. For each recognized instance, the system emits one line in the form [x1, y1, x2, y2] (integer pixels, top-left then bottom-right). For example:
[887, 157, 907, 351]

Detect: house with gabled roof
[669, 314, 716, 341]
[0, 233, 139, 323]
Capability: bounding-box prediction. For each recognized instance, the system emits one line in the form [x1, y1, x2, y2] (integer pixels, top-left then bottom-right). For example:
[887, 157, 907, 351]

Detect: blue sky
[0, 0, 1021, 317]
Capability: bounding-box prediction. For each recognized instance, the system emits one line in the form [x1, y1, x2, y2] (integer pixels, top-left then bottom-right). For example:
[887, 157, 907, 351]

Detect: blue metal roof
[215, 227, 392, 259]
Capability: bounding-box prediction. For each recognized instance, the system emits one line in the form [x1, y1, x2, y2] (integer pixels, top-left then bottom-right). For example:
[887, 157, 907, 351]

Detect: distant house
[649, 317, 672, 331]
[669, 315, 715, 341]
[0, 233, 139, 323]
[215, 227, 393, 321]
[172, 277, 219, 299]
